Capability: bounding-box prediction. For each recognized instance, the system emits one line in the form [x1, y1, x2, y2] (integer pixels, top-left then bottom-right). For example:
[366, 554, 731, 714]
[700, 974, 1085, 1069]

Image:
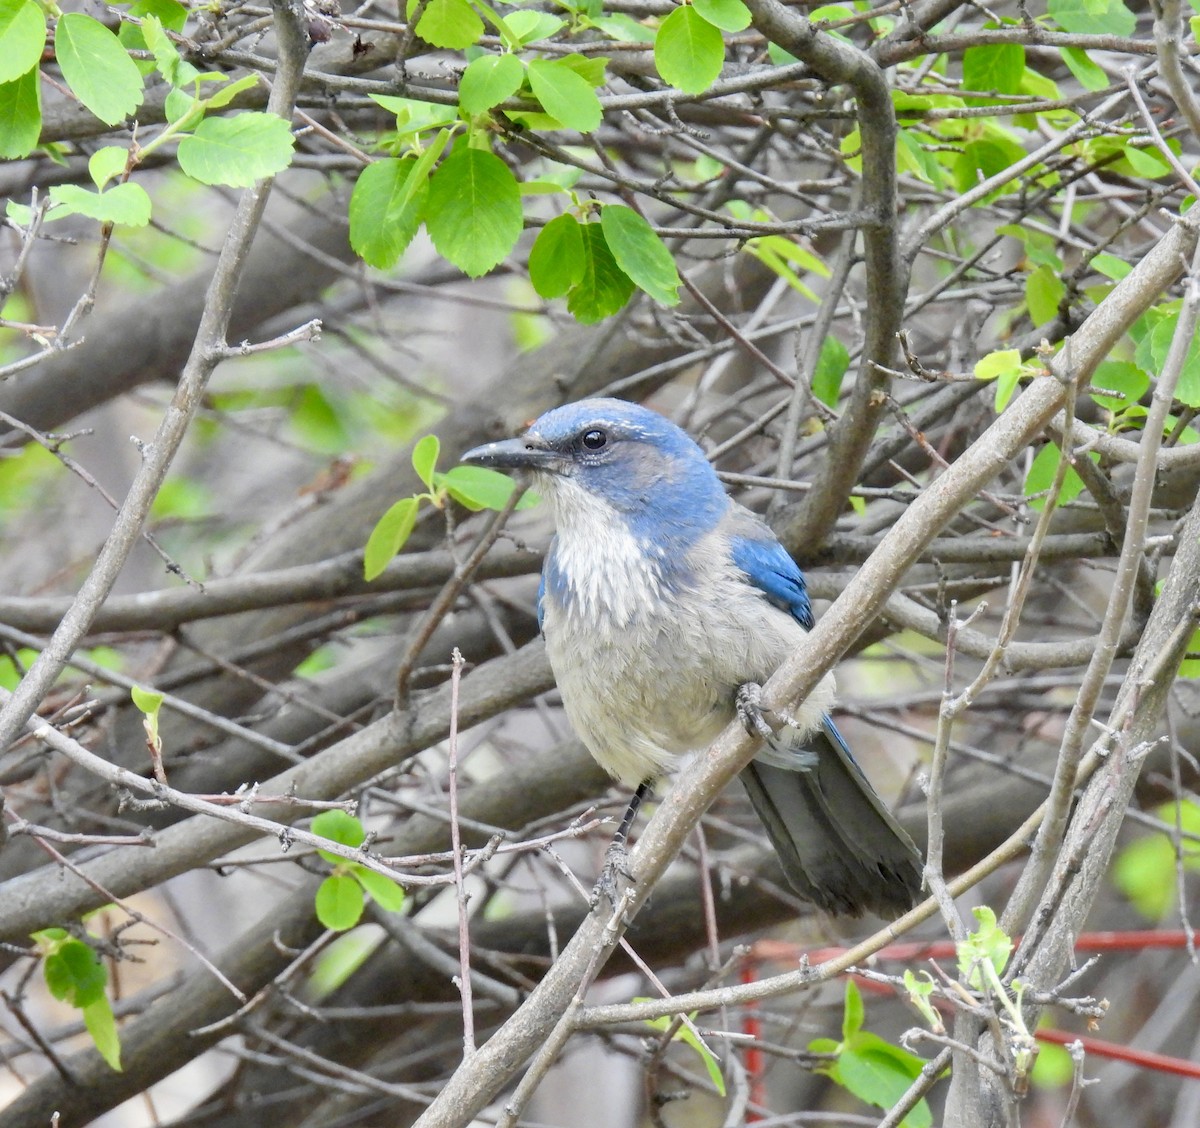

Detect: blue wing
[730, 534, 814, 630]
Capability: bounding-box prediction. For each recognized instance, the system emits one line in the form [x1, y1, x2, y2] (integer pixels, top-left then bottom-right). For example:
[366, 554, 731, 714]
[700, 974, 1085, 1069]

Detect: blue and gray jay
[462, 398, 922, 918]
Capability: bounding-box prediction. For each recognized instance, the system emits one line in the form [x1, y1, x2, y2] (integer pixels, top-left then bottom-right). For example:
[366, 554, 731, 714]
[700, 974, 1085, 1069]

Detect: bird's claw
[737, 682, 777, 740]
[591, 840, 635, 907]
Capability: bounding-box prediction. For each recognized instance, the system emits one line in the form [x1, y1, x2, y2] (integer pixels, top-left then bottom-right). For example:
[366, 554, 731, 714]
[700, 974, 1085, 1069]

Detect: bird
[461, 398, 923, 918]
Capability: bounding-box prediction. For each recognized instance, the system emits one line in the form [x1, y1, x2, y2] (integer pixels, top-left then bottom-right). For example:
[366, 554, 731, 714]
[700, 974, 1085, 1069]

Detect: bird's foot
[591, 839, 635, 907]
[736, 682, 778, 740]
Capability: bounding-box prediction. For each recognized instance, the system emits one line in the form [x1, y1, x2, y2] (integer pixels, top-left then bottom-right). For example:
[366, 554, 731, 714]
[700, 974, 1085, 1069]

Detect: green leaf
[352, 864, 407, 911]
[131, 685, 164, 716]
[203, 72, 261, 111]
[312, 808, 366, 850]
[590, 12, 656, 42]
[1059, 45, 1109, 91]
[639, 1000, 726, 1096]
[529, 212, 586, 298]
[691, 0, 751, 32]
[425, 144, 523, 277]
[902, 970, 943, 1032]
[412, 433, 440, 489]
[813, 334, 850, 407]
[566, 221, 635, 322]
[349, 157, 429, 269]
[1123, 143, 1171, 179]
[1025, 264, 1065, 326]
[176, 112, 294, 187]
[839, 1032, 932, 1128]
[315, 873, 366, 930]
[654, 5, 725, 95]
[89, 146, 128, 190]
[438, 464, 539, 511]
[599, 204, 680, 306]
[459, 53, 525, 115]
[842, 978, 864, 1039]
[413, 0, 483, 51]
[1142, 309, 1200, 407]
[1113, 801, 1200, 916]
[44, 938, 108, 1007]
[0, 67, 41, 158]
[1091, 252, 1131, 281]
[1023, 442, 1088, 512]
[140, 12, 197, 88]
[974, 348, 1022, 381]
[83, 996, 122, 1071]
[962, 42, 1024, 95]
[0, 0, 45, 83]
[47, 183, 152, 227]
[363, 496, 419, 580]
[501, 9, 565, 44]
[556, 53, 608, 87]
[56, 13, 144, 126]
[1089, 359, 1148, 411]
[957, 905, 1013, 988]
[1048, 0, 1135, 36]
[526, 58, 602, 132]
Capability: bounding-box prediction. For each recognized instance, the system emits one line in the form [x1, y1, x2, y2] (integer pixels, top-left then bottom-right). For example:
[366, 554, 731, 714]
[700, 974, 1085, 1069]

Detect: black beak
[460, 436, 561, 471]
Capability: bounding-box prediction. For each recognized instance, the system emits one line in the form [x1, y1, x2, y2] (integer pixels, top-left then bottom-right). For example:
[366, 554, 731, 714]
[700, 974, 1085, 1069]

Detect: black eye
[581, 428, 607, 451]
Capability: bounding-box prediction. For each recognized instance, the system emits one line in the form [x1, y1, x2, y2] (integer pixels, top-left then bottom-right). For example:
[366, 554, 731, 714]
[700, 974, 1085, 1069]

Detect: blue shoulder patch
[730, 535, 814, 629]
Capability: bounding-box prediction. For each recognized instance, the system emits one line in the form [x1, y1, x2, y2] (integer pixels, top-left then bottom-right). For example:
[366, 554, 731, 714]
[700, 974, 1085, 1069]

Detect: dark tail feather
[738, 719, 923, 918]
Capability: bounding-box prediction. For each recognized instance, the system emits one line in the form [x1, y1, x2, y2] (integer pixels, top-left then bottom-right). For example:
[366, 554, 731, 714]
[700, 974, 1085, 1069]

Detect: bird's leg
[592, 779, 649, 906]
[736, 682, 778, 740]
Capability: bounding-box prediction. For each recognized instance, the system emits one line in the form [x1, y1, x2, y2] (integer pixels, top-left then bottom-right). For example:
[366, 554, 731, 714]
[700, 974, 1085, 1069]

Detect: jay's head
[461, 399, 727, 535]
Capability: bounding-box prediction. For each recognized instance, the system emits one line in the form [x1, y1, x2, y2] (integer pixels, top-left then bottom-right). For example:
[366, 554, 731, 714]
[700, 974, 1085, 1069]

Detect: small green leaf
[590, 13, 656, 42]
[839, 1032, 932, 1128]
[654, 5, 725, 95]
[425, 144, 523, 277]
[599, 204, 680, 306]
[203, 72, 261, 111]
[1024, 442, 1093, 511]
[962, 42, 1025, 96]
[413, 0, 483, 50]
[526, 57, 602, 132]
[349, 157, 429, 269]
[131, 685, 164, 716]
[312, 808, 366, 849]
[566, 221, 635, 322]
[316, 873, 366, 931]
[639, 999, 726, 1096]
[691, 0, 751, 32]
[439, 464, 539, 511]
[412, 433, 440, 489]
[0, 67, 41, 158]
[89, 146, 128, 190]
[529, 212, 586, 298]
[140, 12, 197, 88]
[56, 13, 144, 126]
[957, 905, 1013, 989]
[902, 970, 943, 1033]
[363, 496, 420, 580]
[842, 978, 864, 1039]
[1089, 359, 1148, 411]
[1026, 264, 1065, 326]
[44, 938, 108, 1008]
[83, 996, 122, 1071]
[1091, 252, 1131, 281]
[1048, 0, 1135, 36]
[1123, 144, 1171, 179]
[352, 864, 407, 911]
[813, 334, 850, 407]
[47, 183, 152, 227]
[502, 9, 565, 44]
[974, 348, 1022, 382]
[1059, 46, 1109, 91]
[176, 112, 294, 187]
[0, 0, 45, 83]
[459, 53, 525, 115]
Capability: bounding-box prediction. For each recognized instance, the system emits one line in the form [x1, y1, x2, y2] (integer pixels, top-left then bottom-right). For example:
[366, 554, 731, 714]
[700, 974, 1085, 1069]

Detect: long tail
[738, 717, 923, 918]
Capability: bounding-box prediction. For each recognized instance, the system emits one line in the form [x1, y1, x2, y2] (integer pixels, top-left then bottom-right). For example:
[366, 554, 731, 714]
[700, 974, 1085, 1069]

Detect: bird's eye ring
[581, 429, 607, 451]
